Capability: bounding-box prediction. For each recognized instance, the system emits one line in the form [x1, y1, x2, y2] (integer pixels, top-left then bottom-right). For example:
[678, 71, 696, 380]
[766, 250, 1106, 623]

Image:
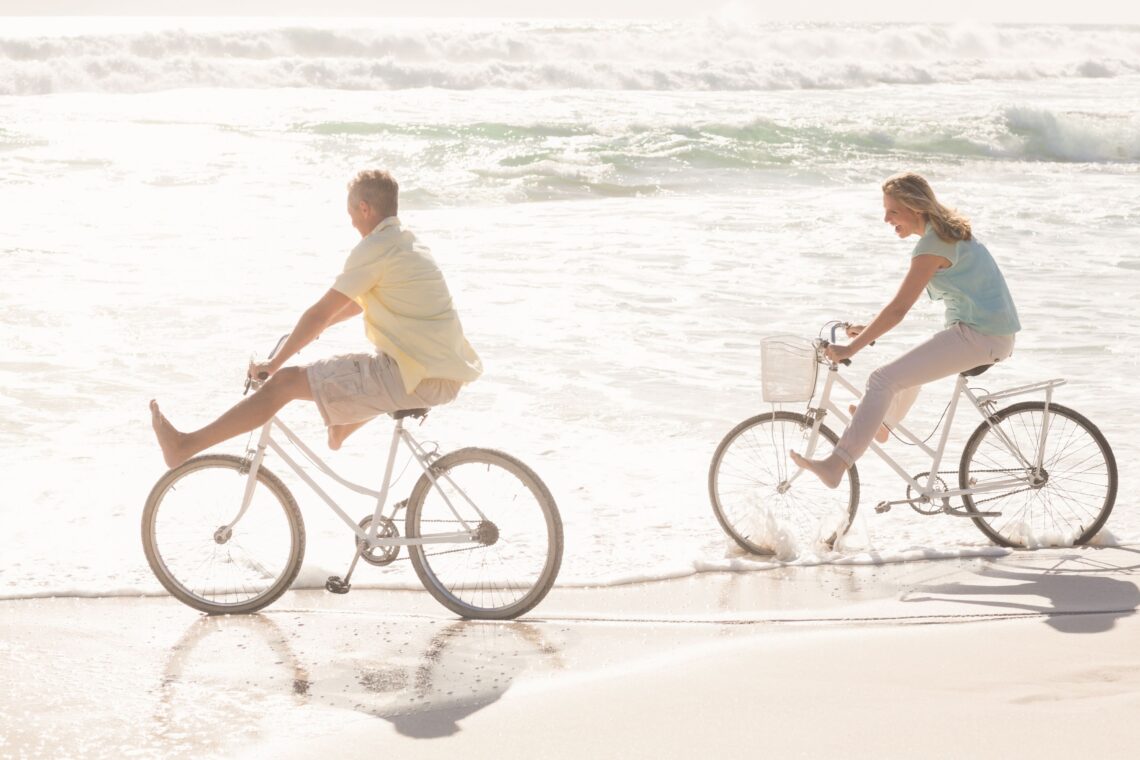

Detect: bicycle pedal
[325, 576, 351, 595]
[875, 501, 892, 514]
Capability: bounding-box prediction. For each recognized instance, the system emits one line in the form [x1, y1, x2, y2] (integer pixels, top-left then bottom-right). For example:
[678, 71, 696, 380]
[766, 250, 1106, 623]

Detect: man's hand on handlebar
[844, 323, 866, 339]
[243, 360, 276, 395]
[248, 360, 275, 382]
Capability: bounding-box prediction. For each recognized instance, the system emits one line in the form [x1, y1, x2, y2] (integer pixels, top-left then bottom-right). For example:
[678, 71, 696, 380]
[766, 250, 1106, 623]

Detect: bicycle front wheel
[960, 402, 1117, 548]
[406, 448, 563, 620]
[709, 412, 859, 556]
[142, 454, 306, 614]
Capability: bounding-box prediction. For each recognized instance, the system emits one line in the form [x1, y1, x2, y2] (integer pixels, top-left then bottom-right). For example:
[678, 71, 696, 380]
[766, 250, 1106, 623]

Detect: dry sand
[4, 546, 1140, 759]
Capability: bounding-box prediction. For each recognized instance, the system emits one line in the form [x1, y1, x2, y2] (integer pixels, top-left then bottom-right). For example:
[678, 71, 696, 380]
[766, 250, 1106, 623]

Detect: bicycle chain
[927, 468, 1037, 507]
[387, 519, 485, 561]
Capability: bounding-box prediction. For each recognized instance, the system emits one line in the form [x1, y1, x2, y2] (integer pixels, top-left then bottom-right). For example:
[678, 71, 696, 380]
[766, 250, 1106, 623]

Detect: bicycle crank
[328, 545, 365, 594]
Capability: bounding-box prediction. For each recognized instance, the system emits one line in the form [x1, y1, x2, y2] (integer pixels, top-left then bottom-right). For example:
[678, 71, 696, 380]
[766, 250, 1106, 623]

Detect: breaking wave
[3, 20, 1140, 95]
[296, 107, 1140, 174]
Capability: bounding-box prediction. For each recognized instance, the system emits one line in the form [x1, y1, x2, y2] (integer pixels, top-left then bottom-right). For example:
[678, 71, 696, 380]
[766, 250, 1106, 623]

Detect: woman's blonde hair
[882, 172, 971, 242]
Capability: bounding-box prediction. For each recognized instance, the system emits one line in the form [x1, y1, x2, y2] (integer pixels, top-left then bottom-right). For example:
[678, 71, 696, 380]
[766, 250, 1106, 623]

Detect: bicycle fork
[779, 364, 842, 492]
[212, 421, 275, 545]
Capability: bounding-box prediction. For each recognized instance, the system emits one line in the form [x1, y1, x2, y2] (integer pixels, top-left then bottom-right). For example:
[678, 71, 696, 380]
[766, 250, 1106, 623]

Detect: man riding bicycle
[150, 169, 482, 468]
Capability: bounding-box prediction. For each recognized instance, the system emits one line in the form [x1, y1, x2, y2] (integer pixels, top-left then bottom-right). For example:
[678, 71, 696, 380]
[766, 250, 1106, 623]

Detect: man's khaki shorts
[306, 353, 461, 427]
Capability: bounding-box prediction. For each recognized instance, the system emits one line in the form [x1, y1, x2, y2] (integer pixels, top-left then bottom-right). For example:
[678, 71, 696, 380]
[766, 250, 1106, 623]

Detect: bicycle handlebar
[243, 333, 292, 395]
[818, 321, 875, 368]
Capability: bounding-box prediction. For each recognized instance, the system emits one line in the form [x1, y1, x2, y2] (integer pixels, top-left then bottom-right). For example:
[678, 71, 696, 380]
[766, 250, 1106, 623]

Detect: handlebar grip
[821, 340, 853, 366]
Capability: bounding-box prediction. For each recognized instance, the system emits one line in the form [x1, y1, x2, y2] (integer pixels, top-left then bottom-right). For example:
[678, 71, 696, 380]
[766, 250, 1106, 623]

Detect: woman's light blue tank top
[911, 224, 1021, 336]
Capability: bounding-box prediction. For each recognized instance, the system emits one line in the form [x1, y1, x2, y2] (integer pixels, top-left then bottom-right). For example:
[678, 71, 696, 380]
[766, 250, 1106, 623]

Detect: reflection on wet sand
[155, 615, 311, 758]
[155, 613, 565, 754]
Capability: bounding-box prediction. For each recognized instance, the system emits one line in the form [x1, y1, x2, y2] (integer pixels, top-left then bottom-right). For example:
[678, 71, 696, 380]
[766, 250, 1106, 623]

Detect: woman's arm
[827, 254, 949, 362]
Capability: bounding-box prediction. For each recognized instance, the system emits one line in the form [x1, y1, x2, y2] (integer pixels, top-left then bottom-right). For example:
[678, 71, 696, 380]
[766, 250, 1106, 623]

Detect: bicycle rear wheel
[406, 448, 563, 620]
[709, 411, 859, 556]
[142, 454, 306, 614]
[959, 402, 1117, 548]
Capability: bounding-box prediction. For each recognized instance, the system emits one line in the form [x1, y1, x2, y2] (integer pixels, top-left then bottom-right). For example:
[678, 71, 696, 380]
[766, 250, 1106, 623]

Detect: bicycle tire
[959, 402, 1117, 548]
[709, 411, 859, 556]
[142, 454, 306, 614]
[405, 447, 563, 620]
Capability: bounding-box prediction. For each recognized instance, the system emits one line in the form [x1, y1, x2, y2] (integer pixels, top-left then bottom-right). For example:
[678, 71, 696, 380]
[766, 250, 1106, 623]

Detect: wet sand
[4, 546, 1140, 759]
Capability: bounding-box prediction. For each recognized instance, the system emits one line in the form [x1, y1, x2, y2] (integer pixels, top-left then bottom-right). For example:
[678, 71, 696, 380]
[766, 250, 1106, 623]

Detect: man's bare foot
[789, 450, 846, 489]
[327, 420, 367, 451]
[848, 404, 889, 444]
[150, 400, 191, 469]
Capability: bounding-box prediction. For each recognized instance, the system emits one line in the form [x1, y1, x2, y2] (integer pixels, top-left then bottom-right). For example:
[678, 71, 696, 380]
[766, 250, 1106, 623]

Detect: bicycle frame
[797, 359, 1067, 504]
[222, 414, 486, 550]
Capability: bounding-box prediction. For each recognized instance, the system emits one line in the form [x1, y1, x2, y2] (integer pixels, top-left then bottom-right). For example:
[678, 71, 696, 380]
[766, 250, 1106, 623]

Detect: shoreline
[11, 539, 1139, 602]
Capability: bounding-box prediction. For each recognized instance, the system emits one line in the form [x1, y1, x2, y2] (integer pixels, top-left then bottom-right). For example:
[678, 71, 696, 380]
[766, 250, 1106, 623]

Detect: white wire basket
[760, 335, 818, 403]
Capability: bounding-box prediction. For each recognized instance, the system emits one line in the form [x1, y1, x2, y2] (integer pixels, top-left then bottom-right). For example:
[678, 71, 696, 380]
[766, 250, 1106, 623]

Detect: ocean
[2, 17, 1138, 599]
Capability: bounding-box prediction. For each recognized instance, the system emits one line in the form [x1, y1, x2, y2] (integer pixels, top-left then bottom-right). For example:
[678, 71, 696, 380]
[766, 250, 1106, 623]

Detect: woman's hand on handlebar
[844, 323, 866, 339]
[825, 342, 857, 365]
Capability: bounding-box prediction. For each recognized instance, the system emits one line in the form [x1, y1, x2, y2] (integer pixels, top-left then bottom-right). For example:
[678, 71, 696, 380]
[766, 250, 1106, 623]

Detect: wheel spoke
[960, 403, 1116, 548]
[406, 449, 561, 619]
[710, 412, 858, 557]
[143, 456, 304, 614]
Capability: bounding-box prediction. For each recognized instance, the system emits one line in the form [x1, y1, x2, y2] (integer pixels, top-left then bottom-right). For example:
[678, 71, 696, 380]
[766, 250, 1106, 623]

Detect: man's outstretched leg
[150, 367, 314, 469]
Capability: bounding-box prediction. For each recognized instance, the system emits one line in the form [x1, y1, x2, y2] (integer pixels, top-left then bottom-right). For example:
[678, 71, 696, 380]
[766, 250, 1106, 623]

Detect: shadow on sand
[903, 546, 1140, 633]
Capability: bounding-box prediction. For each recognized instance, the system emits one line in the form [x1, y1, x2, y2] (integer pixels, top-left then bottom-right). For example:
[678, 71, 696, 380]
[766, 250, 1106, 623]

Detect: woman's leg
[793, 325, 1007, 487]
[849, 384, 921, 443]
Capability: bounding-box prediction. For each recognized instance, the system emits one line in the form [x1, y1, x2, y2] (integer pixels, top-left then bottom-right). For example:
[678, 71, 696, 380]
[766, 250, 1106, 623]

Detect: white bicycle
[709, 322, 1118, 552]
[143, 340, 563, 620]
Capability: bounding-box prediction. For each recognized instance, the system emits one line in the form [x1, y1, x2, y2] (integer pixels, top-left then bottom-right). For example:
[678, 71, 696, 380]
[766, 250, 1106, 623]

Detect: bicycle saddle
[959, 363, 993, 377]
[391, 407, 429, 420]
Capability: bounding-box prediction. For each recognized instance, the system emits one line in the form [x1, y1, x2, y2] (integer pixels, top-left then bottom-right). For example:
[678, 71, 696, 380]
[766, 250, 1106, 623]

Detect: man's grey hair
[348, 170, 399, 216]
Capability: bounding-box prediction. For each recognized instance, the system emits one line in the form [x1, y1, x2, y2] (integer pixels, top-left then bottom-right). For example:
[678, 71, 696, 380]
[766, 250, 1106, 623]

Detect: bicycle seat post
[369, 418, 408, 541]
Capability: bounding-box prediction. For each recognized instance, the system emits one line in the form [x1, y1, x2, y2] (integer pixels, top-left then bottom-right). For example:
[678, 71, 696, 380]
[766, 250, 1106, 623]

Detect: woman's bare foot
[789, 450, 846, 489]
[150, 400, 191, 469]
[327, 420, 368, 450]
[848, 404, 890, 444]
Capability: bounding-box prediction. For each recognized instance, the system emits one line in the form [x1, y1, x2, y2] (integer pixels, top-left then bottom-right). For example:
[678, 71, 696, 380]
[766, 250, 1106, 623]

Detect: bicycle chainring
[906, 473, 951, 515]
[356, 515, 401, 566]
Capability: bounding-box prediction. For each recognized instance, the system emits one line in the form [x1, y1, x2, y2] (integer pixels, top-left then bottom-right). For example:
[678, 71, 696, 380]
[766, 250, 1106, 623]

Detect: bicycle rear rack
[975, 379, 1066, 405]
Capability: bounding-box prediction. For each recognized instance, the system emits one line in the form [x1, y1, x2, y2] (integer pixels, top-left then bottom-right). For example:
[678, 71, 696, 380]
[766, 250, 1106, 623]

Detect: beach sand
[4, 546, 1140, 759]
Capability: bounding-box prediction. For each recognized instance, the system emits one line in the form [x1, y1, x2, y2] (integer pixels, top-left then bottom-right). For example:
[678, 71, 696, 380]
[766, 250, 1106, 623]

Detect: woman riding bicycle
[792, 172, 1021, 488]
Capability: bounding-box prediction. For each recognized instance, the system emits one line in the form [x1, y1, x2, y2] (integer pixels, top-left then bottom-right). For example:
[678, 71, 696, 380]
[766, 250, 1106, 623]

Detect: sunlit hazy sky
[2, 0, 1138, 24]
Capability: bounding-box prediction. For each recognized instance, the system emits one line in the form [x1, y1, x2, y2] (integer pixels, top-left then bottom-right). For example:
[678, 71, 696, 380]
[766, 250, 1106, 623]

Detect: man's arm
[257, 289, 356, 376]
[328, 298, 363, 326]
